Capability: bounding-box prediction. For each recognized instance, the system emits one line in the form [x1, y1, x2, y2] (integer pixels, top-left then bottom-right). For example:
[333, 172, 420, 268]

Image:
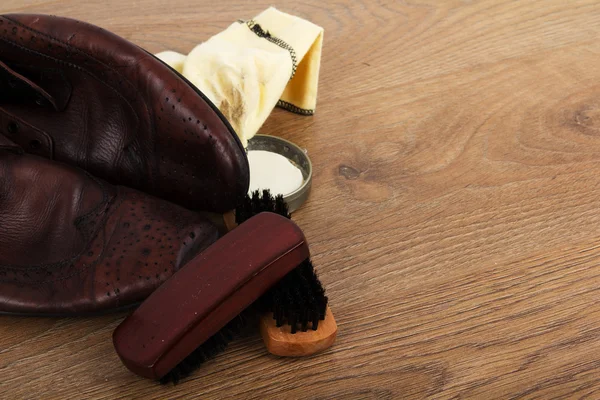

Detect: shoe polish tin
[246, 134, 312, 213]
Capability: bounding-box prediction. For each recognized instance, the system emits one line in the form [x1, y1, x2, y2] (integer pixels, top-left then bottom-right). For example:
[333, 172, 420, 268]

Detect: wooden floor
[3, 0, 600, 398]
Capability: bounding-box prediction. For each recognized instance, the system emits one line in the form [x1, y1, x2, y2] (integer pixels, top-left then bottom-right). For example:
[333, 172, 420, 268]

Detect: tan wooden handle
[260, 306, 337, 357]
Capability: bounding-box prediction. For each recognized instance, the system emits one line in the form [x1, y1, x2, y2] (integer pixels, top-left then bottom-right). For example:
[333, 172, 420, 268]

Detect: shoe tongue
[0, 134, 23, 154]
[0, 60, 69, 111]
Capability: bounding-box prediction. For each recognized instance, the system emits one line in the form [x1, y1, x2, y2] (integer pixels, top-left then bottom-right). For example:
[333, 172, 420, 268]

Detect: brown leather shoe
[0, 135, 218, 315]
[0, 14, 249, 214]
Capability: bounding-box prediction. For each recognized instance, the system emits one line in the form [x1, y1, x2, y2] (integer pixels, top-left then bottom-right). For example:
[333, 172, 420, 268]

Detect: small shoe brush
[233, 189, 337, 357]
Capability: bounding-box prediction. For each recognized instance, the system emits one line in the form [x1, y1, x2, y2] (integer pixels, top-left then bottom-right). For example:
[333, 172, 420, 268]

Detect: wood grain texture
[2, 0, 600, 398]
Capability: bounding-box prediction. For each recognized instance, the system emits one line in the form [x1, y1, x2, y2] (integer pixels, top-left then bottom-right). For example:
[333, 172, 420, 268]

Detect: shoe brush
[113, 212, 334, 383]
[231, 189, 337, 358]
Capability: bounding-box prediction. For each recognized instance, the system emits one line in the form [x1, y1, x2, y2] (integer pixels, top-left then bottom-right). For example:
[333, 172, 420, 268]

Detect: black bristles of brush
[235, 189, 291, 222]
[236, 189, 328, 334]
[262, 259, 328, 333]
[160, 313, 247, 384]
[161, 190, 328, 384]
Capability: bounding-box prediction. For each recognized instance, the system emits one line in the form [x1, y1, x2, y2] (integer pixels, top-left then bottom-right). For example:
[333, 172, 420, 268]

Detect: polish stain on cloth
[156, 7, 324, 147]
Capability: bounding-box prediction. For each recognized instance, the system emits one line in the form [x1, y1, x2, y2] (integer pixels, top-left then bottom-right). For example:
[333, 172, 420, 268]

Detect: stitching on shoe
[30, 193, 126, 285]
[0, 36, 140, 151]
[1, 16, 170, 188]
[3, 16, 142, 107]
[0, 177, 117, 281]
[3, 17, 151, 137]
[0, 17, 149, 172]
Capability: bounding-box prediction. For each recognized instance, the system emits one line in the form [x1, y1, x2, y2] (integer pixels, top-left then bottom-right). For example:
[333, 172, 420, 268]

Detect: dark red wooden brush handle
[113, 212, 309, 380]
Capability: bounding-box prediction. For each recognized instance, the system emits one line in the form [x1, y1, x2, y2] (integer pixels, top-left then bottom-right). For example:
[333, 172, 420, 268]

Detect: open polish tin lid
[246, 135, 312, 213]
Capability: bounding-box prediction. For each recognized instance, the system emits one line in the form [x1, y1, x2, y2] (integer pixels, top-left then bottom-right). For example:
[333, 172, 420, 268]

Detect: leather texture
[0, 139, 219, 315]
[0, 14, 249, 213]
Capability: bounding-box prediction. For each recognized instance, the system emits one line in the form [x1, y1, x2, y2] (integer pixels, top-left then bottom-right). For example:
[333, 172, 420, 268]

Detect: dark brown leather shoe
[0, 135, 218, 315]
[0, 14, 249, 213]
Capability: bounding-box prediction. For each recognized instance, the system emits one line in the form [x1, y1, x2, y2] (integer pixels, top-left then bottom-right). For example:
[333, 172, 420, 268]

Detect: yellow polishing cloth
[156, 7, 324, 147]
